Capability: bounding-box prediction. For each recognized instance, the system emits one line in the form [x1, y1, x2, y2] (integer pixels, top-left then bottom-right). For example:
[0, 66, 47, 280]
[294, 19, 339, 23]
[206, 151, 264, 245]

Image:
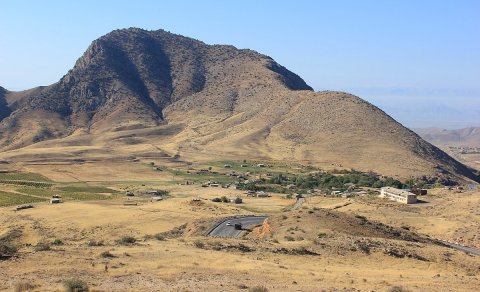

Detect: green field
[0, 172, 53, 182]
[57, 186, 118, 193]
[16, 187, 114, 201]
[0, 191, 47, 207]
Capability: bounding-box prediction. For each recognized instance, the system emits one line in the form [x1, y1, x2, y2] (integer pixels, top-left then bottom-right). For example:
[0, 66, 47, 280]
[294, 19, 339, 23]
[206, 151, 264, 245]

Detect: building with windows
[380, 187, 417, 204]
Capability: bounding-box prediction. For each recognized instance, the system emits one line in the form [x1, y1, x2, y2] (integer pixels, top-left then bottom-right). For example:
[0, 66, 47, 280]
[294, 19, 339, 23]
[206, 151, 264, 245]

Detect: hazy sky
[1, 0, 479, 128]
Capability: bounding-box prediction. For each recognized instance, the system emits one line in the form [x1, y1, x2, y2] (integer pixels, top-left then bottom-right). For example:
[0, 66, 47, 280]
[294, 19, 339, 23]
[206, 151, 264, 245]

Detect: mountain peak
[0, 28, 476, 183]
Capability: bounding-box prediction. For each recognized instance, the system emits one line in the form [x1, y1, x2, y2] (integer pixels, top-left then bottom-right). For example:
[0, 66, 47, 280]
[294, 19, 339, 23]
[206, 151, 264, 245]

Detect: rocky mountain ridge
[0, 28, 477, 183]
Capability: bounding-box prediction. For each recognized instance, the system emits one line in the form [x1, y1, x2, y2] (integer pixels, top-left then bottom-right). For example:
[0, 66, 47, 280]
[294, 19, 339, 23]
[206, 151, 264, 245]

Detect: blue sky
[0, 0, 479, 128]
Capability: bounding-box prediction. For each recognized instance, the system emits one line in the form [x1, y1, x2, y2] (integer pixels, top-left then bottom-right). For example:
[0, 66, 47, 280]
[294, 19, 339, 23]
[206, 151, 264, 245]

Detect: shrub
[154, 233, 166, 241]
[14, 281, 35, 292]
[194, 241, 205, 248]
[284, 236, 295, 242]
[211, 198, 221, 202]
[234, 197, 243, 204]
[249, 286, 268, 292]
[52, 239, 64, 246]
[220, 196, 229, 203]
[317, 232, 327, 238]
[86, 240, 104, 246]
[355, 214, 367, 220]
[116, 236, 136, 245]
[100, 251, 116, 258]
[63, 278, 89, 292]
[388, 286, 408, 292]
[34, 242, 51, 252]
[0, 243, 17, 256]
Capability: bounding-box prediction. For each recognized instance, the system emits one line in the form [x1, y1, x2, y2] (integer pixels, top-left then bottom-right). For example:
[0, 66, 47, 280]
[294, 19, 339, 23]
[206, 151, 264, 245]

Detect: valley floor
[0, 161, 479, 291]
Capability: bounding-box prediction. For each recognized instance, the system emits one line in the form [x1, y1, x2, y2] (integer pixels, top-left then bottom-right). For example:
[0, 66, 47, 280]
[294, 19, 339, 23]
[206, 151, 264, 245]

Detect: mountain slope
[0, 86, 12, 120]
[415, 127, 480, 147]
[0, 28, 477, 183]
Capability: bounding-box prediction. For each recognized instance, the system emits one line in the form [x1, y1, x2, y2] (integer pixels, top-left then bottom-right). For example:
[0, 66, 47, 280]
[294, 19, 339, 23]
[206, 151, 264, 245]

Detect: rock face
[0, 87, 11, 121]
[0, 28, 477, 182]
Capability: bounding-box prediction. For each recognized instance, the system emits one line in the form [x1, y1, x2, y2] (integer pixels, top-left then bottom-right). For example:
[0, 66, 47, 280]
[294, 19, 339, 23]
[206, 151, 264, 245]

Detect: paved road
[208, 216, 267, 237]
[436, 240, 480, 256]
[290, 197, 305, 210]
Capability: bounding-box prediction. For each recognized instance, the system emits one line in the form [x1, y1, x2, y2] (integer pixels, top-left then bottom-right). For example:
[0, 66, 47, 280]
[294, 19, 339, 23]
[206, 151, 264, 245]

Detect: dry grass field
[0, 164, 479, 291]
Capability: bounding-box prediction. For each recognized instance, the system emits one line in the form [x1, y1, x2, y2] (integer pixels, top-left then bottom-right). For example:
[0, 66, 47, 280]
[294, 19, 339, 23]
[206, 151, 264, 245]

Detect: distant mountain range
[414, 127, 480, 147]
[0, 28, 477, 183]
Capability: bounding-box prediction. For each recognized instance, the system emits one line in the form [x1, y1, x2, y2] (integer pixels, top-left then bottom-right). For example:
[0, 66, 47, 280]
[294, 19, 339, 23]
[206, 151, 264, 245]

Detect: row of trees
[268, 171, 405, 190]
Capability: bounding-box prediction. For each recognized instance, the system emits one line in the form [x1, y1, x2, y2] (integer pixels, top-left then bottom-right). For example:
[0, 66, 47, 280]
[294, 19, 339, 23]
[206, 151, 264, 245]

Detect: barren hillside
[0, 28, 477, 182]
[415, 127, 480, 147]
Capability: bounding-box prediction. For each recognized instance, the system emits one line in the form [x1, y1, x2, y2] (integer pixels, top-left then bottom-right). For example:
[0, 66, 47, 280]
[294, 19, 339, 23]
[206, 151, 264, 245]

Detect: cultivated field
[0, 161, 479, 291]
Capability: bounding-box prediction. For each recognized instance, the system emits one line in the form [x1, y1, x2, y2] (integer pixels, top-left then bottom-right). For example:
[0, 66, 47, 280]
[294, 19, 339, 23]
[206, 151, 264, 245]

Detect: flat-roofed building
[380, 187, 417, 204]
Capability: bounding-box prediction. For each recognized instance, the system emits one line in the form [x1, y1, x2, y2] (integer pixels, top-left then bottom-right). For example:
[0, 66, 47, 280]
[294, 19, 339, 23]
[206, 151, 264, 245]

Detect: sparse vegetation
[34, 242, 51, 252]
[63, 278, 89, 292]
[154, 233, 166, 241]
[86, 239, 104, 246]
[194, 241, 205, 249]
[0, 242, 17, 258]
[14, 281, 35, 292]
[116, 236, 136, 245]
[355, 214, 367, 220]
[100, 251, 116, 258]
[249, 286, 268, 292]
[52, 239, 64, 246]
[388, 286, 408, 292]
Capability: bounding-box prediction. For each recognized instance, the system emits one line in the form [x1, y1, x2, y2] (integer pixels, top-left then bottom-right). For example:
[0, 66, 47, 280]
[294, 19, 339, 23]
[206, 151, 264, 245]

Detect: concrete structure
[380, 187, 417, 204]
[256, 191, 270, 198]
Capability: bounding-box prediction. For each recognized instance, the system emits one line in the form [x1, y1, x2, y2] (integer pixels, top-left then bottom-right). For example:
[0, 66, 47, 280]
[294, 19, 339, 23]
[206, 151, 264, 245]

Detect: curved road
[208, 216, 267, 237]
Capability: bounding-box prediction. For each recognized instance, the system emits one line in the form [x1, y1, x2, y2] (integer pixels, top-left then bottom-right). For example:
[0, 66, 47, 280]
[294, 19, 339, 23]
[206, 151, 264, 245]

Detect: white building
[380, 187, 417, 204]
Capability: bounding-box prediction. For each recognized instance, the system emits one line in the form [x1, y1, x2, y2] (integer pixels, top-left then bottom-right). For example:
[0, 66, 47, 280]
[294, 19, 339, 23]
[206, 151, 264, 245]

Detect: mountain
[0, 86, 11, 121]
[0, 28, 477, 183]
[414, 127, 480, 147]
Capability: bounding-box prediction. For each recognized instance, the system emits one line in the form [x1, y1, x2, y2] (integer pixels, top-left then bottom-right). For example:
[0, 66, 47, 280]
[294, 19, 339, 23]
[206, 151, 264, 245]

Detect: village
[1, 159, 479, 292]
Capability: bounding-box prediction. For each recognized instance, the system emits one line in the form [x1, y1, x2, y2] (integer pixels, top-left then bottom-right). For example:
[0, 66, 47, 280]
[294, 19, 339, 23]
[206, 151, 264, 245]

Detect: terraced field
[0, 172, 52, 182]
[0, 191, 47, 207]
[16, 187, 115, 201]
[0, 172, 120, 206]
